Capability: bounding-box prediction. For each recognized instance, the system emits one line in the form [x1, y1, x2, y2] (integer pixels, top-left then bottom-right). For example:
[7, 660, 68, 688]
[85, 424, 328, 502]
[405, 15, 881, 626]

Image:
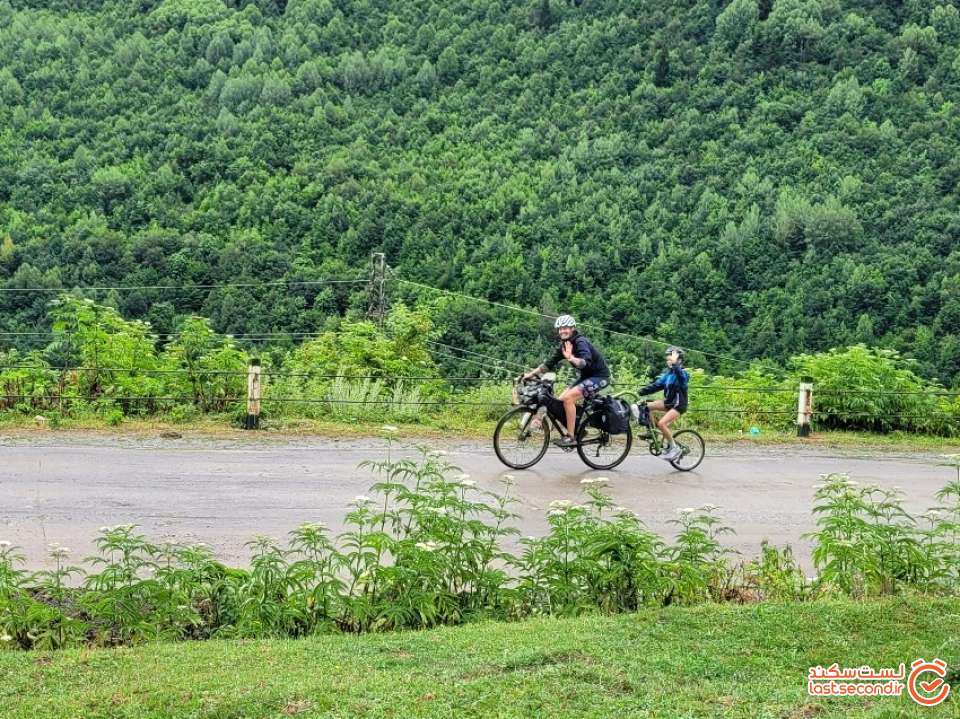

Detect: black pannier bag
[603, 397, 631, 435]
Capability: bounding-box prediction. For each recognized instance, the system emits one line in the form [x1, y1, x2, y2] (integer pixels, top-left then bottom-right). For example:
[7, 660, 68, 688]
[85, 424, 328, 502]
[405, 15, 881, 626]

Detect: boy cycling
[636, 346, 689, 461]
[523, 315, 610, 448]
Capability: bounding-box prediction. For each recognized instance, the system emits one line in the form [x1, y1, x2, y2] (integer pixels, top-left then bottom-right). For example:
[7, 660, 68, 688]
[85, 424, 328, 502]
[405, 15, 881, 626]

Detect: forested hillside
[2, 0, 959, 383]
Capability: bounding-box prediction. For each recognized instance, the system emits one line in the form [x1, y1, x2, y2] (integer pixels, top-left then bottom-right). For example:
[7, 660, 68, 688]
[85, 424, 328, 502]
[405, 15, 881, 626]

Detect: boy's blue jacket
[638, 364, 689, 410]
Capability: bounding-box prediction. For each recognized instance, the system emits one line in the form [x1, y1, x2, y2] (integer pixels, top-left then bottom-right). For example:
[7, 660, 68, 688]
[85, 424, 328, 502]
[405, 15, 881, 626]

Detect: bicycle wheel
[669, 429, 705, 472]
[493, 406, 550, 469]
[576, 412, 633, 470]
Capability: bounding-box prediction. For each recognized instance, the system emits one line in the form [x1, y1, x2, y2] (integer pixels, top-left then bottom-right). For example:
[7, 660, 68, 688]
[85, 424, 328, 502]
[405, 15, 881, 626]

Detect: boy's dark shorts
[575, 377, 609, 400]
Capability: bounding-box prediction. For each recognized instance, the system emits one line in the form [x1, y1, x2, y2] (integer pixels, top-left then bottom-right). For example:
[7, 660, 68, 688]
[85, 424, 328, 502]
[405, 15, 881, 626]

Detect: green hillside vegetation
[1, 0, 960, 384]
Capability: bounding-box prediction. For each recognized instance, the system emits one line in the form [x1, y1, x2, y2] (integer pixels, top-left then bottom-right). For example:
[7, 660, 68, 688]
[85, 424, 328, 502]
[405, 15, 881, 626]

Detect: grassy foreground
[2, 599, 959, 719]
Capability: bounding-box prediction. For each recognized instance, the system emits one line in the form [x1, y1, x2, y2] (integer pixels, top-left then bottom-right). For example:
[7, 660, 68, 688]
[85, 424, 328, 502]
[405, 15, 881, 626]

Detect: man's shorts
[575, 377, 609, 400]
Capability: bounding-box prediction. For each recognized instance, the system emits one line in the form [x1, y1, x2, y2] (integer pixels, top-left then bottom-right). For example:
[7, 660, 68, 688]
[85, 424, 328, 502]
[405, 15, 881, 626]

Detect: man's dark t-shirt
[542, 333, 610, 383]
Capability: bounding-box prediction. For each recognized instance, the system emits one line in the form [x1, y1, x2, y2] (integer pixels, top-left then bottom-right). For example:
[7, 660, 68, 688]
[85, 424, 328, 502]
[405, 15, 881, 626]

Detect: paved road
[0, 432, 953, 569]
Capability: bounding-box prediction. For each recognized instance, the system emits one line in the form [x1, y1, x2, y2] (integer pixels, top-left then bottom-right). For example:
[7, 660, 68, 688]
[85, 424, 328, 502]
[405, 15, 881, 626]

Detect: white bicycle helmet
[554, 314, 577, 329]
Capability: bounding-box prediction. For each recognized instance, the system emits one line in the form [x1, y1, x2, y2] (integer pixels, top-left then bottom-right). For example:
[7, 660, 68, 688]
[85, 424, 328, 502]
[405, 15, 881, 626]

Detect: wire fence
[2, 364, 958, 398]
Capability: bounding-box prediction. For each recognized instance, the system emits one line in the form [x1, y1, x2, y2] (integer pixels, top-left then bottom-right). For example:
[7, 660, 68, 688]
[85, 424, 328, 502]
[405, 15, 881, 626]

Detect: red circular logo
[908, 658, 951, 707]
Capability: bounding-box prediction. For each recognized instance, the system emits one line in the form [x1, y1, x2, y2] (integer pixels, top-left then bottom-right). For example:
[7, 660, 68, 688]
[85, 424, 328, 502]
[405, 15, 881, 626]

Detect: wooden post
[245, 359, 262, 430]
[797, 376, 813, 437]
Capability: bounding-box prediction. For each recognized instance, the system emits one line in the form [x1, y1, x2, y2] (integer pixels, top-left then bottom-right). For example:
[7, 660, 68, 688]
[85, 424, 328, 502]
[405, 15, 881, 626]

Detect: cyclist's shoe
[661, 445, 681, 461]
[552, 435, 577, 449]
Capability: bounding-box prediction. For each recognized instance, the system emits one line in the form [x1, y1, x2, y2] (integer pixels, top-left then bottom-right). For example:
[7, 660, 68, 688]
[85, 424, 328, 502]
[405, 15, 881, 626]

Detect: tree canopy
[1, 0, 959, 384]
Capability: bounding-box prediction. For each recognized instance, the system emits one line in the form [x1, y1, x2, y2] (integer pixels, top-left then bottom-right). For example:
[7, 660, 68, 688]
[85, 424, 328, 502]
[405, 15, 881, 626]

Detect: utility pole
[368, 252, 387, 328]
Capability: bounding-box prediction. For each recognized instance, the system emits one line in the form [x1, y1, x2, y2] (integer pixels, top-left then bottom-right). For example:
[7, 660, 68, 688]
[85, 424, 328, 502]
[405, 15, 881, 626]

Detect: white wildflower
[0, 541, 11, 549]
[547, 508, 567, 517]
[580, 477, 609, 486]
[415, 541, 439, 552]
[700, 503, 719, 512]
[381, 425, 399, 433]
[353, 495, 373, 505]
[429, 450, 448, 457]
[676, 507, 695, 515]
[49, 546, 71, 560]
[549, 499, 573, 509]
[501, 474, 516, 484]
[0, 634, 12, 642]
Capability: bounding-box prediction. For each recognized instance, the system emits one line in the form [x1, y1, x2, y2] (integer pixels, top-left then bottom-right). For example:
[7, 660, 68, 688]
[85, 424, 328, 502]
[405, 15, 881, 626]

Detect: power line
[426, 347, 517, 376]
[394, 276, 759, 368]
[0, 365, 512, 383]
[424, 340, 527, 370]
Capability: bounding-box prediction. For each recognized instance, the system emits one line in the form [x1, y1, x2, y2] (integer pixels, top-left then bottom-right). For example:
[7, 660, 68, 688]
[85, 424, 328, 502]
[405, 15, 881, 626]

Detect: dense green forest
[1, 0, 960, 384]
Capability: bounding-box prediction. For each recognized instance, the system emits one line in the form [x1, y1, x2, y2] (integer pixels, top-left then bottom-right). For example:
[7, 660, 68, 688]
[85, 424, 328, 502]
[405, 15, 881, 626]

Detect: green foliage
[2, 0, 960, 390]
[4, 298, 960, 436]
[792, 344, 960, 435]
[161, 316, 248, 412]
[2, 456, 960, 651]
[744, 541, 812, 602]
[804, 473, 944, 597]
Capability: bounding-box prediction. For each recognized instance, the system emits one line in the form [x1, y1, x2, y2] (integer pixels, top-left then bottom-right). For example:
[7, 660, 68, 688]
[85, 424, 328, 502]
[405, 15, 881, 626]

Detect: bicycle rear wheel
[669, 429, 705, 472]
[576, 412, 632, 470]
[493, 406, 550, 469]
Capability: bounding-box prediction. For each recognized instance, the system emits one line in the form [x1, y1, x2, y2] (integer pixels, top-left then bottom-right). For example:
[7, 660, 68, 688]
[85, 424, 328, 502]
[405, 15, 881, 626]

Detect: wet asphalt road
[0, 432, 953, 569]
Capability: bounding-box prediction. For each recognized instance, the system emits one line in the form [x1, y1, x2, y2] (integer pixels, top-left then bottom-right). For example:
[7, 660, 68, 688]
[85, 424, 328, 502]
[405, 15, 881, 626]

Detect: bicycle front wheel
[576, 413, 632, 470]
[669, 429, 705, 472]
[493, 406, 550, 469]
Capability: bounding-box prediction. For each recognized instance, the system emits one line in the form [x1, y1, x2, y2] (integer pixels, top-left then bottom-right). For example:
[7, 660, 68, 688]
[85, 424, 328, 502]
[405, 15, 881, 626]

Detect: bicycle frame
[531, 392, 604, 446]
[611, 388, 666, 453]
[518, 377, 612, 448]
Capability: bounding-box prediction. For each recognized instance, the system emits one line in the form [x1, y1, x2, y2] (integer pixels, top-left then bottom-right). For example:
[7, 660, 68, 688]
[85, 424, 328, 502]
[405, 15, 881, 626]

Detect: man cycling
[636, 346, 689, 461]
[523, 315, 610, 447]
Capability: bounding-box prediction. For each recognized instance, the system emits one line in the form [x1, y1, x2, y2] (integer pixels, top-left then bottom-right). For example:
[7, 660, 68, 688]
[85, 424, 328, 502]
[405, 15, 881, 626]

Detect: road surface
[1, 432, 953, 569]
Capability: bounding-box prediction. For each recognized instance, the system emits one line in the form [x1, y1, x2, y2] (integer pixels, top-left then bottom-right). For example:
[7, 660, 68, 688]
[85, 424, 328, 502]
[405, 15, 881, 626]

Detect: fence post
[797, 376, 813, 437]
[245, 358, 262, 430]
